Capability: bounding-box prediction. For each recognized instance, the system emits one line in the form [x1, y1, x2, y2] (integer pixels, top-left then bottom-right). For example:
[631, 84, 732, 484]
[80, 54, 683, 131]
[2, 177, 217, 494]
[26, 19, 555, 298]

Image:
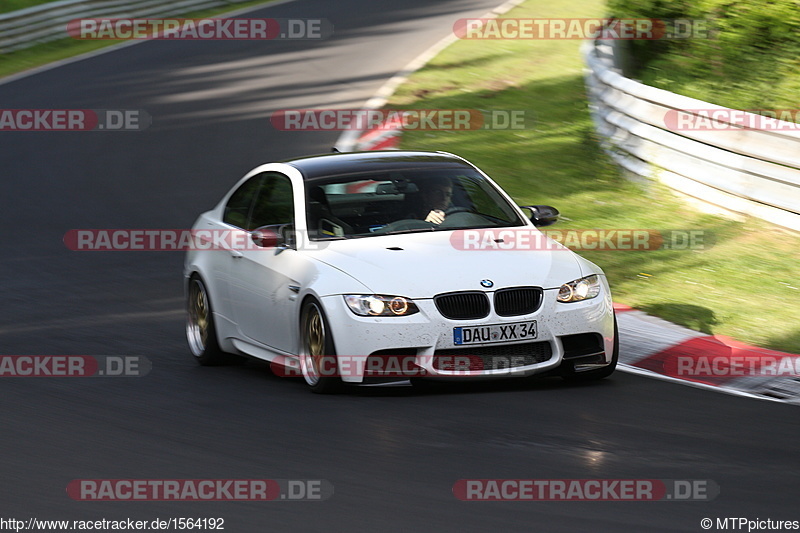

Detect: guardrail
[582, 39, 800, 233]
[0, 0, 252, 52]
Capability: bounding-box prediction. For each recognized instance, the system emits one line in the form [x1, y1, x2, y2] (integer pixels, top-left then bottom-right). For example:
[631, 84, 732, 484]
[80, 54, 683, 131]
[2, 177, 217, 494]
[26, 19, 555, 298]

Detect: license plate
[453, 321, 537, 345]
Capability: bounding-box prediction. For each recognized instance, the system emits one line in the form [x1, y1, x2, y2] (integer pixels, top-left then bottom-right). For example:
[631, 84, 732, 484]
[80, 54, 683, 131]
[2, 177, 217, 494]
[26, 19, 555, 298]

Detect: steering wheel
[445, 206, 472, 215]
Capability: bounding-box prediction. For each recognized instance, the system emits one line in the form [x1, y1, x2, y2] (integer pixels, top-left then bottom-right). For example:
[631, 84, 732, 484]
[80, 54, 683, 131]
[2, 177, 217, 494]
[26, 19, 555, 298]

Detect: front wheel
[299, 300, 343, 394]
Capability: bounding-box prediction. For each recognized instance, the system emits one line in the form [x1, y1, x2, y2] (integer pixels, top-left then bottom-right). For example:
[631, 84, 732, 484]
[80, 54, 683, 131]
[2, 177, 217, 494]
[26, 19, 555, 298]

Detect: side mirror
[251, 224, 295, 252]
[520, 205, 559, 227]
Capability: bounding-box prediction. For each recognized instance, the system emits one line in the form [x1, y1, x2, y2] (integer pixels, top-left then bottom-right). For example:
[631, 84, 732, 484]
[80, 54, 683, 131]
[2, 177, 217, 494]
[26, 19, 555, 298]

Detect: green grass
[0, 0, 276, 78]
[387, 0, 800, 353]
[606, 0, 800, 113]
[0, 0, 53, 14]
[635, 53, 800, 112]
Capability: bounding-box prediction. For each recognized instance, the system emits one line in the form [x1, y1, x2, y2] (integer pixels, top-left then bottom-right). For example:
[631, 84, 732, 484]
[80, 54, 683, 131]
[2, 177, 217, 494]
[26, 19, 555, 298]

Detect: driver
[413, 176, 453, 224]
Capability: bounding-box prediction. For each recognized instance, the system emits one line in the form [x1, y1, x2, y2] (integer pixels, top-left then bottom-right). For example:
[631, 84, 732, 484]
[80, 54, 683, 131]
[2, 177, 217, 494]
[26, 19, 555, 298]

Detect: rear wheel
[186, 276, 232, 366]
[299, 300, 343, 394]
[561, 314, 619, 382]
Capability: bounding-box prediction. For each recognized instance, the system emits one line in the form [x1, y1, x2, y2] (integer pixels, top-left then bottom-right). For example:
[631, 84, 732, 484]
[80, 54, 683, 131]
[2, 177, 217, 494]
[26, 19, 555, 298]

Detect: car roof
[281, 150, 474, 179]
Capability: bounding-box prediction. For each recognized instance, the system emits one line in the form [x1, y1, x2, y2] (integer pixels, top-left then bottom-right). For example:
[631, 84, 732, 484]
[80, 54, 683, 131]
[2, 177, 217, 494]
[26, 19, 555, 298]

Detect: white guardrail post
[582, 38, 800, 233]
[0, 0, 251, 52]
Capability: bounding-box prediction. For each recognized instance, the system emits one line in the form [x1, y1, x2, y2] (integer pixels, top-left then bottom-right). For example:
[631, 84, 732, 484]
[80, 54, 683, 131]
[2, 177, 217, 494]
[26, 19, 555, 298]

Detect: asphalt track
[1, 0, 798, 531]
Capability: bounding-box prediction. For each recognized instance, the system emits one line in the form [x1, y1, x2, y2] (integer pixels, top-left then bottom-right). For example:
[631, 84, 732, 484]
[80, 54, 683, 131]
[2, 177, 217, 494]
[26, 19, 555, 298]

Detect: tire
[561, 314, 619, 382]
[299, 299, 343, 394]
[186, 275, 233, 366]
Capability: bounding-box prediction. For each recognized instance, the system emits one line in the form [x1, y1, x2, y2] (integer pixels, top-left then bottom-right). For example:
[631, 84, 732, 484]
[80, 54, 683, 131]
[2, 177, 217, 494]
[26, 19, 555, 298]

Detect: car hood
[303, 229, 588, 298]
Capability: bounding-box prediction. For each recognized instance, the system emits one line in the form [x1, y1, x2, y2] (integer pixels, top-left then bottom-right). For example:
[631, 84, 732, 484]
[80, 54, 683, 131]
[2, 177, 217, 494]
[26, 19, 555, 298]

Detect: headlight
[343, 295, 419, 316]
[557, 275, 601, 303]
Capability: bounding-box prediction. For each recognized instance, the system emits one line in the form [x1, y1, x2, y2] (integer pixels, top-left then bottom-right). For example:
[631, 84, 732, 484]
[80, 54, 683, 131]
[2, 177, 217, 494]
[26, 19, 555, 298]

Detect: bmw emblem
[480, 279, 494, 288]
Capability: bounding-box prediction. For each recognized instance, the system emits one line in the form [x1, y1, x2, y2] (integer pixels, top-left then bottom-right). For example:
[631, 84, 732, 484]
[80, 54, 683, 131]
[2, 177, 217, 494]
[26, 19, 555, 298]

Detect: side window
[223, 176, 262, 229]
[458, 175, 519, 223]
[249, 173, 295, 230]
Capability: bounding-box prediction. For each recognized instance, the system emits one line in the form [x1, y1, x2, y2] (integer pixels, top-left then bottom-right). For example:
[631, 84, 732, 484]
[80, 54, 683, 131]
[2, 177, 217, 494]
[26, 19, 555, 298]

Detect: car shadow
[346, 374, 617, 397]
[225, 355, 620, 397]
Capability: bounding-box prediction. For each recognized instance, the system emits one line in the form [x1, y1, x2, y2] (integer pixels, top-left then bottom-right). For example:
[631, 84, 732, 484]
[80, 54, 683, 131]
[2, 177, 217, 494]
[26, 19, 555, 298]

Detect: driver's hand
[424, 209, 445, 224]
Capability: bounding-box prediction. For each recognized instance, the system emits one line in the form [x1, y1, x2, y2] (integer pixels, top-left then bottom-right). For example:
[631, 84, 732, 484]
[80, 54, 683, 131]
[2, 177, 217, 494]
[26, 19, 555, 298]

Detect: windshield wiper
[382, 227, 437, 235]
[313, 235, 349, 241]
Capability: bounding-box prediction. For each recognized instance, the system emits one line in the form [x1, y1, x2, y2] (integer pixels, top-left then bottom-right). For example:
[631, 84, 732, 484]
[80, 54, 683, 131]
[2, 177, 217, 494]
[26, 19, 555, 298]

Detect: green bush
[606, 0, 800, 110]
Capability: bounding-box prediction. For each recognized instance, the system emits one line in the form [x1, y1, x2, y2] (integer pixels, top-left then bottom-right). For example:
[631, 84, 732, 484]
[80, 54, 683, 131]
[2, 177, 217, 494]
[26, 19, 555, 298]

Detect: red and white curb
[348, 116, 403, 151]
[615, 304, 800, 405]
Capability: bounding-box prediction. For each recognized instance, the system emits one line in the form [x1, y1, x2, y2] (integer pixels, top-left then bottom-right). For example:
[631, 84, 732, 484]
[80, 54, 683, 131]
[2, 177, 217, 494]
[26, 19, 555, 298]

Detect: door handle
[230, 249, 243, 259]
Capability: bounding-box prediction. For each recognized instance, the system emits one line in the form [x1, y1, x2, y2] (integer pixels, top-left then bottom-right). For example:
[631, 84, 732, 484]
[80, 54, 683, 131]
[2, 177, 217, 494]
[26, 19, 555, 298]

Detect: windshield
[304, 168, 526, 240]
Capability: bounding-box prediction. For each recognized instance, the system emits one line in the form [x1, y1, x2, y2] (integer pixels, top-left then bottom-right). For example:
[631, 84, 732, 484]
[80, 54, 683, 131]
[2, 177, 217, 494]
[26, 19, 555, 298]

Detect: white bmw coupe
[184, 150, 617, 392]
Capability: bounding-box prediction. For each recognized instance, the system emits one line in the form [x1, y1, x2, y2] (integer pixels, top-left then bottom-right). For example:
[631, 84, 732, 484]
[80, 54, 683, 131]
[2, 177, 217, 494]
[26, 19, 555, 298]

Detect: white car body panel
[184, 151, 616, 386]
[302, 230, 584, 297]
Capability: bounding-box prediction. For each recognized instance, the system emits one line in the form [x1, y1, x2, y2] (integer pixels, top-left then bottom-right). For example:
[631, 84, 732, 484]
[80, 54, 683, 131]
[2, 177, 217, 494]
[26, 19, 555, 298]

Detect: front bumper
[319, 281, 615, 383]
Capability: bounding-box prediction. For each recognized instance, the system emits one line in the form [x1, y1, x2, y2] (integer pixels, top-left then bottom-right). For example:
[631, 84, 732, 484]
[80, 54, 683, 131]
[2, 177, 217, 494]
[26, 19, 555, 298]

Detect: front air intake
[493, 287, 543, 316]
[433, 291, 490, 320]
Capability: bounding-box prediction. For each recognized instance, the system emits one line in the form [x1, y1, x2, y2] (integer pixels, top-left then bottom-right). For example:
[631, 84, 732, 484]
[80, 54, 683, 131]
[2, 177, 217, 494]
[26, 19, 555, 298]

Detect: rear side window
[222, 172, 294, 230]
[249, 173, 294, 230]
[223, 177, 261, 229]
